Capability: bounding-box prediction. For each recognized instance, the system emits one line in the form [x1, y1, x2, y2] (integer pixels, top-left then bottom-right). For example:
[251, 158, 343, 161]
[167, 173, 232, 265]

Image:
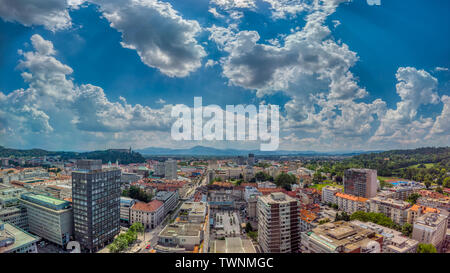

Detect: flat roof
[0, 221, 39, 253]
[159, 223, 203, 237]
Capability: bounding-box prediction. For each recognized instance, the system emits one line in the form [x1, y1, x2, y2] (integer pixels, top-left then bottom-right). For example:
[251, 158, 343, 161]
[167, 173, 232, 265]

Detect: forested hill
[348, 147, 450, 172]
[0, 146, 146, 164]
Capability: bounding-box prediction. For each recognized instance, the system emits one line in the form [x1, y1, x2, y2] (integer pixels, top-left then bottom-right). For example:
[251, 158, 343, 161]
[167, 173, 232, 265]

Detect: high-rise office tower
[257, 192, 300, 253]
[164, 159, 177, 180]
[72, 159, 121, 252]
[344, 168, 378, 198]
[248, 153, 255, 166]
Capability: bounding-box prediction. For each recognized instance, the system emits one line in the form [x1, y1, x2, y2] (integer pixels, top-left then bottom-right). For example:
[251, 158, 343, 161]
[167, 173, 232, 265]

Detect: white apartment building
[321, 186, 342, 204]
[368, 196, 411, 225]
[335, 192, 368, 214]
[412, 213, 448, 252]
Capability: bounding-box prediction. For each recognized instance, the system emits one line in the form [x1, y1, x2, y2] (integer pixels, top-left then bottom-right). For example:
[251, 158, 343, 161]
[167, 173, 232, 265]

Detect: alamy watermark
[171, 97, 279, 151]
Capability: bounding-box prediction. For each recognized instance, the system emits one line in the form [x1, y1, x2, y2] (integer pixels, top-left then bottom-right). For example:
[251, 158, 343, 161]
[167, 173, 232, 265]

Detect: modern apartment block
[19, 193, 73, 246]
[164, 159, 177, 180]
[412, 213, 448, 252]
[335, 193, 368, 214]
[344, 168, 377, 198]
[72, 159, 121, 252]
[368, 196, 411, 225]
[321, 186, 342, 204]
[257, 192, 300, 253]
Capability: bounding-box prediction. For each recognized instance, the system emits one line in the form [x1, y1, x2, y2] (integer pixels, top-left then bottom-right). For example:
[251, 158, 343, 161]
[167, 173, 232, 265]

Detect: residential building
[412, 213, 448, 252]
[257, 192, 300, 253]
[0, 220, 39, 253]
[368, 196, 410, 225]
[321, 186, 342, 204]
[72, 159, 121, 252]
[335, 192, 368, 214]
[351, 220, 418, 253]
[155, 190, 179, 216]
[130, 200, 164, 229]
[344, 168, 377, 198]
[300, 221, 383, 253]
[407, 204, 440, 225]
[299, 209, 318, 232]
[19, 193, 73, 246]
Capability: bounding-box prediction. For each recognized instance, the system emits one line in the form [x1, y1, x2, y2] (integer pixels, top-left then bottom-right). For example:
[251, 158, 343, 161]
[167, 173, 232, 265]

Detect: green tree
[245, 223, 253, 233]
[406, 193, 421, 205]
[443, 177, 450, 188]
[416, 243, 437, 253]
[274, 173, 297, 191]
[401, 223, 413, 237]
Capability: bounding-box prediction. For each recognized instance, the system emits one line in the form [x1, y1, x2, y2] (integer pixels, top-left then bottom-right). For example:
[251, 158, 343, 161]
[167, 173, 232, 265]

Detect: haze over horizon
[0, 0, 449, 152]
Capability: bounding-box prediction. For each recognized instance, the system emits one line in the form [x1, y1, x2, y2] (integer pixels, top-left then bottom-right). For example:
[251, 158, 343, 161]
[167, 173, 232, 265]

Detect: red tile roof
[131, 200, 163, 212]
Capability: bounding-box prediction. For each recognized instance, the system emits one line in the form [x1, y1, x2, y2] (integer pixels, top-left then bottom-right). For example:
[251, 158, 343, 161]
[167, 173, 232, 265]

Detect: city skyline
[0, 0, 449, 152]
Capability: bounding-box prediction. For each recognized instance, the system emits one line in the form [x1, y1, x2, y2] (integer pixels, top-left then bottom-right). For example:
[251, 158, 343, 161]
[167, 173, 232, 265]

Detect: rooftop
[212, 237, 256, 253]
[131, 200, 163, 212]
[20, 193, 71, 211]
[0, 221, 39, 253]
[159, 223, 203, 237]
[335, 192, 368, 203]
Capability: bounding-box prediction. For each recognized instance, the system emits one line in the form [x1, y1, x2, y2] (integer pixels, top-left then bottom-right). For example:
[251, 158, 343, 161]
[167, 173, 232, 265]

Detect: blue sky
[0, 0, 449, 152]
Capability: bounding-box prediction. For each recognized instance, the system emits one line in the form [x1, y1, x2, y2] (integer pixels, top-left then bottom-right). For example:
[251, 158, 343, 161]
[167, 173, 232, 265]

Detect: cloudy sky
[0, 0, 449, 152]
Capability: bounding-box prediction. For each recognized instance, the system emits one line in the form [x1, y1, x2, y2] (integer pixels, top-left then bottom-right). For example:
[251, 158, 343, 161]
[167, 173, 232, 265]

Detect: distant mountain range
[136, 145, 383, 157]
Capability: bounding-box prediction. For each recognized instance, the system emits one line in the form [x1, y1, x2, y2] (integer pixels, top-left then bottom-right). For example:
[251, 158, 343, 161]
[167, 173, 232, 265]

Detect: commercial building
[155, 190, 179, 216]
[368, 196, 411, 225]
[19, 193, 73, 246]
[155, 222, 204, 252]
[343, 168, 377, 198]
[335, 193, 368, 214]
[178, 202, 207, 223]
[72, 159, 121, 252]
[0, 185, 28, 208]
[120, 197, 135, 223]
[0, 220, 39, 253]
[257, 192, 300, 253]
[130, 200, 164, 229]
[412, 213, 448, 252]
[210, 237, 256, 253]
[300, 221, 383, 253]
[351, 220, 418, 253]
[248, 153, 255, 166]
[164, 159, 177, 180]
[0, 206, 28, 230]
[321, 186, 342, 204]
